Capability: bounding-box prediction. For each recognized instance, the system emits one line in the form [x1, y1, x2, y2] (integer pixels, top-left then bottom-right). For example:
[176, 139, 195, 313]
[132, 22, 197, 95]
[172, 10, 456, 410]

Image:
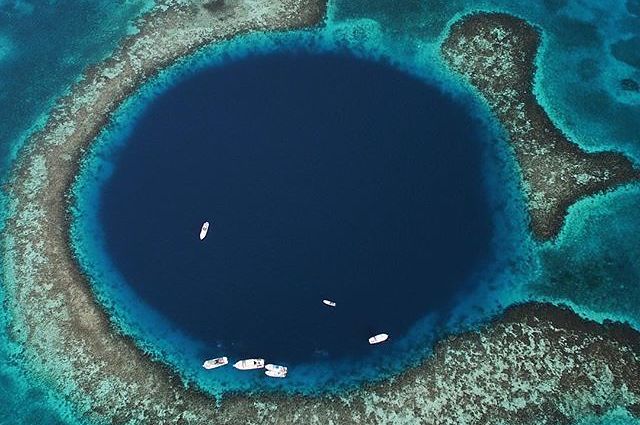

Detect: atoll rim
[1, 0, 640, 423]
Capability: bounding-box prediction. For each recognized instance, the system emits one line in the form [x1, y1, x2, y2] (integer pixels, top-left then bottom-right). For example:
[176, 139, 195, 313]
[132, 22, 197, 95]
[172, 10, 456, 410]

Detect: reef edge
[1, 5, 639, 424]
[441, 12, 640, 241]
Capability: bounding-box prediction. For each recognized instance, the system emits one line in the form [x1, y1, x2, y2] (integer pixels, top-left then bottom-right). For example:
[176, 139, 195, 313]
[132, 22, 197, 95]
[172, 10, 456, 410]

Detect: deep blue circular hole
[100, 51, 493, 364]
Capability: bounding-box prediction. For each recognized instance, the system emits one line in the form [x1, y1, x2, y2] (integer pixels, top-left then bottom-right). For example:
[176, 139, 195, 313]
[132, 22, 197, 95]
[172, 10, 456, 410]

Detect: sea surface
[75, 50, 495, 390]
[2, 0, 640, 423]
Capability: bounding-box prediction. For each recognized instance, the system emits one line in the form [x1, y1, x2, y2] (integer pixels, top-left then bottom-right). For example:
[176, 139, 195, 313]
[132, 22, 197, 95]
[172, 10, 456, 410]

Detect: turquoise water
[0, 1, 154, 423]
[2, 0, 640, 423]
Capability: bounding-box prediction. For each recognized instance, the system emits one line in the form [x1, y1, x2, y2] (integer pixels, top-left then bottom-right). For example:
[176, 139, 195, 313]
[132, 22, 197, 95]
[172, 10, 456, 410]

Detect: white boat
[322, 299, 336, 307]
[368, 333, 389, 345]
[199, 221, 210, 240]
[265, 364, 288, 378]
[233, 359, 265, 370]
[202, 356, 228, 369]
[265, 369, 287, 378]
[265, 364, 287, 373]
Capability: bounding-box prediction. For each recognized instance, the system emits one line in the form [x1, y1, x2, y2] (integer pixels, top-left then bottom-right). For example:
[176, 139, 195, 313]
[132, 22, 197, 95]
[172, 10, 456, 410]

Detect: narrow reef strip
[441, 12, 640, 240]
[1, 3, 639, 423]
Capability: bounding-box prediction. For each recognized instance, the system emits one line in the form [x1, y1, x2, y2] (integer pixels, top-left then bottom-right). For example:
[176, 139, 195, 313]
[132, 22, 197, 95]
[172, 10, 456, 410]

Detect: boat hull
[199, 221, 210, 240]
[265, 364, 287, 372]
[265, 369, 287, 378]
[368, 333, 389, 345]
[203, 356, 228, 369]
[233, 358, 265, 370]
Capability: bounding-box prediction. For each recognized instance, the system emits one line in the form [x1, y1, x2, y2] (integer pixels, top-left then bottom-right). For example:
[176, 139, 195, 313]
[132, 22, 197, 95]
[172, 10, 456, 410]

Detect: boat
[264, 364, 288, 378]
[265, 364, 287, 373]
[265, 369, 287, 378]
[199, 221, 210, 240]
[233, 359, 265, 370]
[368, 333, 389, 345]
[322, 299, 336, 307]
[202, 356, 228, 369]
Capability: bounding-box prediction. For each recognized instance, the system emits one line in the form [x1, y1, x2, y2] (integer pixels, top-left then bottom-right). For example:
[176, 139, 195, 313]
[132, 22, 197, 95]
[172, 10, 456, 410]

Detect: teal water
[2, 0, 640, 423]
[0, 1, 154, 423]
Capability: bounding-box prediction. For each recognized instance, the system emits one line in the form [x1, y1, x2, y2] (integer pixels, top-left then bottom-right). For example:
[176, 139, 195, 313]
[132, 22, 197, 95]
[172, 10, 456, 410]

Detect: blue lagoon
[74, 50, 499, 391]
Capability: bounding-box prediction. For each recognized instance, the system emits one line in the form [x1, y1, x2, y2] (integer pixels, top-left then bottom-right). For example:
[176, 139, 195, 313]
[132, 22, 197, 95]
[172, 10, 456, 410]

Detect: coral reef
[442, 12, 640, 240]
[228, 303, 640, 425]
[1, 0, 325, 422]
[1, 5, 638, 424]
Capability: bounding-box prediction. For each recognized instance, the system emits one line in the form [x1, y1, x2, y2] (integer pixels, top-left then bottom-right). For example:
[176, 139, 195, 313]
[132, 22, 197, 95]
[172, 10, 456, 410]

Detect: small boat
[202, 356, 228, 369]
[322, 299, 336, 307]
[265, 369, 287, 378]
[368, 333, 389, 345]
[233, 359, 265, 370]
[199, 221, 210, 240]
[264, 363, 289, 378]
[265, 364, 287, 373]
[265, 364, 288, 378]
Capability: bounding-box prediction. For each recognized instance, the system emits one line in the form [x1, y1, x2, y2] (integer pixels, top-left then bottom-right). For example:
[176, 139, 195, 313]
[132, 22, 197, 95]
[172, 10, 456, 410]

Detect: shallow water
[2, 0, 640, 422]
[0, 1, 152, 424]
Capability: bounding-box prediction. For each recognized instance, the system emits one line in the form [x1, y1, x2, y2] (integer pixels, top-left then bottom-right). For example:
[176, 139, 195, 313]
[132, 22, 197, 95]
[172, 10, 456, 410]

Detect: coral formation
[442, 12, 640, 240]
[1, 5, 638, 424]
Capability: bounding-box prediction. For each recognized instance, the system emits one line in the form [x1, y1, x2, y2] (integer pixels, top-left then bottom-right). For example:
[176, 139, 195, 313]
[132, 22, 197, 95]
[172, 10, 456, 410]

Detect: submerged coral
[441, 12, 640, 240]
[1, 2, 639, 424]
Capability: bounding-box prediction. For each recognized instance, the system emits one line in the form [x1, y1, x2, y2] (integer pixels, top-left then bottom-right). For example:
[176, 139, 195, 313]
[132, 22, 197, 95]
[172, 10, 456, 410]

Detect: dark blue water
[100, 52, 493, 364]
